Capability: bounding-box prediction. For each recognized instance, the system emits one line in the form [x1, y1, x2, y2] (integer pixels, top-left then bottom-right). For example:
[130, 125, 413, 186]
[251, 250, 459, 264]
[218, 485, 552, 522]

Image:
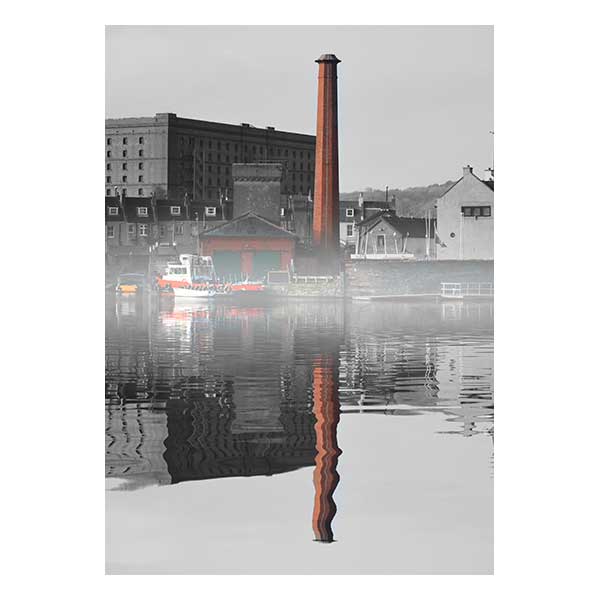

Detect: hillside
[341, 180, 456, 217]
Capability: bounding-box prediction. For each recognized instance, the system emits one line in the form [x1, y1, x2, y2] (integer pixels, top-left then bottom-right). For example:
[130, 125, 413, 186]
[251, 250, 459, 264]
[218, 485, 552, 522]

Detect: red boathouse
[198, 212, 296, 280]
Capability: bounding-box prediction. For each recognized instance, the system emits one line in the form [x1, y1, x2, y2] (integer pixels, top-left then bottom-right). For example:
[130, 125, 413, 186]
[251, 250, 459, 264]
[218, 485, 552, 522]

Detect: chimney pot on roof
[463, 165, 473, 176]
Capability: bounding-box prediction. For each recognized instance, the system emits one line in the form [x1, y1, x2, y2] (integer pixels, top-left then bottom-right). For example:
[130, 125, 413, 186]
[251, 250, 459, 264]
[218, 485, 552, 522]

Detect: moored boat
[116, 273, 148, 295]
[156, 254, 268, 299]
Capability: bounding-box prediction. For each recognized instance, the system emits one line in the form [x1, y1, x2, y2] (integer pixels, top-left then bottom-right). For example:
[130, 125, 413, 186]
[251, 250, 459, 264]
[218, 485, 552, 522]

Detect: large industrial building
[105, 113, 316, 208]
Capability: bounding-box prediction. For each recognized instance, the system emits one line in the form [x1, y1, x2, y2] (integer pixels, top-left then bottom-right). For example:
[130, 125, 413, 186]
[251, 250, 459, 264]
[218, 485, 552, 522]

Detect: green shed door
[212, 251, 242, 280]
[252, 251, 281, 278]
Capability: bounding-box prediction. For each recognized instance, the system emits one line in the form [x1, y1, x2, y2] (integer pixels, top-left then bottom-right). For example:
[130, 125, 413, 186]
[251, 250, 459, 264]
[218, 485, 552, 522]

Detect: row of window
[106, 150, 313, 174]
[106, 163, 144, 171]
[106, 221, 213, 239]
[106, 136, 314, 162]
[107, 150, 145, 158]
[107, 223, 151, 238]
[106, 176, 143, 184]
[107, 136, 144, 146]
[175, 136, 313, 159]
[107, 206, 218, 218]
[462, 205, 492, 217]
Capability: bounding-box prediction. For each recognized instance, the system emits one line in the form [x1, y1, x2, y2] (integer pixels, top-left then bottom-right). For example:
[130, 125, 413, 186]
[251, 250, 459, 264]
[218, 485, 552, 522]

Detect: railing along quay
[440, 282, 494, 299]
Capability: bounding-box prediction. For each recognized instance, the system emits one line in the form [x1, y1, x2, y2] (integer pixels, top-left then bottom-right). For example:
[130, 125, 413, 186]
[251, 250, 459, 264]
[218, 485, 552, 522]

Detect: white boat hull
[172, 287, 216, 299]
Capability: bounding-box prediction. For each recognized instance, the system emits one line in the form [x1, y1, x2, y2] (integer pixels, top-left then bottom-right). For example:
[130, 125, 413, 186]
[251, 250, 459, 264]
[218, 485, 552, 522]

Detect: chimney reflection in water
[311, 354, 342, 543]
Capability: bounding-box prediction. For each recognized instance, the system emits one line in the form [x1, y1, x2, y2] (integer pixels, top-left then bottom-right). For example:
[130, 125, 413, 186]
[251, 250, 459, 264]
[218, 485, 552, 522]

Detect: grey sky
[106, 25, 493, 192]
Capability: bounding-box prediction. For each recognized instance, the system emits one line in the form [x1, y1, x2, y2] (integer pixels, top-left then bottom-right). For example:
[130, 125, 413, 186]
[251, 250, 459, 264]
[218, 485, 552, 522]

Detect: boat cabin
[163, 254, 216, 286]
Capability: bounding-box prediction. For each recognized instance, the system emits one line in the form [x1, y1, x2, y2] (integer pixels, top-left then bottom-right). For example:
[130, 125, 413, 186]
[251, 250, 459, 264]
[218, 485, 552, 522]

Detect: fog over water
[106, 297, 493, 574]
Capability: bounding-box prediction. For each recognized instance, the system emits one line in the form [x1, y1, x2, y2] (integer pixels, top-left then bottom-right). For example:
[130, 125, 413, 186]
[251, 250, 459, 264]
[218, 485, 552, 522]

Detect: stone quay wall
[344, 259, 494, 298]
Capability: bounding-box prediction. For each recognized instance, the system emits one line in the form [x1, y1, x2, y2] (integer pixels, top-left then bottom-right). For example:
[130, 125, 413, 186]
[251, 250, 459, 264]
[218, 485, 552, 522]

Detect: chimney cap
[316, 53, 341, 64]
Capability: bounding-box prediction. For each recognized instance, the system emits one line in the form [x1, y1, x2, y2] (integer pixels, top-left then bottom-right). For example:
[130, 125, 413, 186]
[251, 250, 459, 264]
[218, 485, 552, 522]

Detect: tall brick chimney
[312, 53, 341, 272]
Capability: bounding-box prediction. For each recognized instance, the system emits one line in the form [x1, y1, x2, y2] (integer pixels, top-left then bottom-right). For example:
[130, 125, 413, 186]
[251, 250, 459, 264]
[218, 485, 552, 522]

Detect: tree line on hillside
[340, 180, 456, 217]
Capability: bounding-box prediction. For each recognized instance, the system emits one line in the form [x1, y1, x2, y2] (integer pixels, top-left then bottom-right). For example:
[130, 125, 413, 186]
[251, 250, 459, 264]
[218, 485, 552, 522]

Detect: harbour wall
[344, 259, 494, 298]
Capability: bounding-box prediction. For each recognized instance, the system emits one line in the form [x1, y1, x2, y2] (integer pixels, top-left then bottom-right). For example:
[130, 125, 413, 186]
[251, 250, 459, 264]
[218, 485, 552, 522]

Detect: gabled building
[339, 193, 397, 251]
[352, 210, 436, 260]
[198, 212, 297, 279]
[435, 166, 494, 260]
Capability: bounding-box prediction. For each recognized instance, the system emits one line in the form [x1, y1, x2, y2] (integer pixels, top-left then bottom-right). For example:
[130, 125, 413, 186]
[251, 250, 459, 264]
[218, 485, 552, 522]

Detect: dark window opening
[462, 205, 492, 218]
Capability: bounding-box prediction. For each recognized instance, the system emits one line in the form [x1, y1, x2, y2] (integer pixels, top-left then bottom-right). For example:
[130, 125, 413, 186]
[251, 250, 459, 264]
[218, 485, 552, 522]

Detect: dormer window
[108, 206, 118, 216]
[137, 206, 148, 217]
[205, 206, 216, 217]
[346, 208, 355, 218]
[170, 206, 181, 216]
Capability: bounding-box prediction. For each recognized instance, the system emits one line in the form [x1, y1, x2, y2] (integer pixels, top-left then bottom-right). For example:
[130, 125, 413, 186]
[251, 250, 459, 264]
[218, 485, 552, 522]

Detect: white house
[436, 166, 494, 260]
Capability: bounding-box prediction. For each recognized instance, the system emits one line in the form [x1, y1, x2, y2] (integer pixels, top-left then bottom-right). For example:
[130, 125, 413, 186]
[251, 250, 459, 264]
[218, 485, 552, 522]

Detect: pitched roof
[438, 172, 494, 199]
[357, 210, 436, 237]
[199, 212, 297, 238]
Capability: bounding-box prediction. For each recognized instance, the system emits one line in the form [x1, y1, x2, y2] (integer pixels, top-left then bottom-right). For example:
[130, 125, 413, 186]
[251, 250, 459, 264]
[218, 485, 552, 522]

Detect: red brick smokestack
[312, 54, 341, 272]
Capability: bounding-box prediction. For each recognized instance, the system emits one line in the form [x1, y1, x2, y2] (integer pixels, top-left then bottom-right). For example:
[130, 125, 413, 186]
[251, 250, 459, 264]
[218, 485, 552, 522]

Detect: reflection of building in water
[164, 392, 317, 483]
[105, 405, 170, 490]
[340, 332, 432, 409]
[337, 302, 493, 439]
[106, 298, 153, 402]
[435, 338, 493, 436]
[441, 300, 494, 323]
[311, 355, 341, 543]
[106, 301, 343, 486]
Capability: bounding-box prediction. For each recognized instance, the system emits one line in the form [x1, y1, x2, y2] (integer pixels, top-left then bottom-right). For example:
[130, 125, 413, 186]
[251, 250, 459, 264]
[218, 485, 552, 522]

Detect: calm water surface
[105, 296, 493, 574]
